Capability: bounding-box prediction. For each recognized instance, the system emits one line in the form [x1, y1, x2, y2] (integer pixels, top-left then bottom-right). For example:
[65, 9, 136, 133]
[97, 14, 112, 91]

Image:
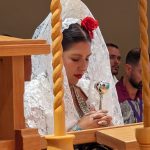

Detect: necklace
[71, 85, 90, 117]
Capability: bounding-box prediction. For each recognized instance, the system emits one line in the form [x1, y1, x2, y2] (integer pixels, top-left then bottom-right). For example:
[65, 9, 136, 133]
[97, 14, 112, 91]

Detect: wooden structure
[40, 124, 143, 150]
[0, 0, 150, 149]
[0, 36, 148, 150]
[0, 35, 50, 150]
[0, 34, 143, 150]
[97, 124, 142, 150]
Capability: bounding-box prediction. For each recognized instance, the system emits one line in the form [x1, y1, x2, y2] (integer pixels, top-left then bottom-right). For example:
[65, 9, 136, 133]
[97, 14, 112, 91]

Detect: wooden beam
[0, 44, 50, 56]
[69, 123, 143, 145]
[96, 124, 142, 150]
[0, 140, 15, 150]
[15, 129, 41, 150]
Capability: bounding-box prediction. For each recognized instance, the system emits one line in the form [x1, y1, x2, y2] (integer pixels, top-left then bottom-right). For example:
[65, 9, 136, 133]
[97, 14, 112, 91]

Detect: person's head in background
[62, 23, 92, 85]
[106, 43, 121, 77]
[125, 48, 142, 89]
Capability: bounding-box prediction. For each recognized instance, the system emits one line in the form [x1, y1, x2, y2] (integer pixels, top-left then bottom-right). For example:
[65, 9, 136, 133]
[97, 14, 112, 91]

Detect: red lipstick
[74, 74, 83, 79]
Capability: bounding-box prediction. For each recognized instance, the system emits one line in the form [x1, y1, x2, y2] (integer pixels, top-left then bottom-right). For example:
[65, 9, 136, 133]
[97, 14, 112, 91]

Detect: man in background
[116, 48, 142, 124]
[106, 43, 121, 84]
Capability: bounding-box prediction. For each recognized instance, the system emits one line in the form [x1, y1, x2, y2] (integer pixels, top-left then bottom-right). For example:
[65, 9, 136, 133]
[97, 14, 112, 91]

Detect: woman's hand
[77, 110, 112, 129]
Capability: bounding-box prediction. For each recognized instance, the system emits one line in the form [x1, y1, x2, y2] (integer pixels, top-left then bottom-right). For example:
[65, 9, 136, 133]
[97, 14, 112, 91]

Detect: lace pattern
[24, 0, 123, 135]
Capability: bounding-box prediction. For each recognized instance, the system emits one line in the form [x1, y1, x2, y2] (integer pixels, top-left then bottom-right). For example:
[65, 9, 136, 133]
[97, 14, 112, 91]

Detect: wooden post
[45, 0, 75, 149]
[136, 0, 150, 149]
[51, 0, 65, 136]
[0, 56, 25, 139]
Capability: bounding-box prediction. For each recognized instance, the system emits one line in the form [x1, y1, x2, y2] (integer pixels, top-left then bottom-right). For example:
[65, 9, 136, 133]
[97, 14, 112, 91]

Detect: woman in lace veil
[24, 0, 123, 135]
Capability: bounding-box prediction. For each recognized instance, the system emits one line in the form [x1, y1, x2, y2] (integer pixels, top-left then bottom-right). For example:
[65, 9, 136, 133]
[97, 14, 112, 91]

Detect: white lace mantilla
[24, 0, 123, 135]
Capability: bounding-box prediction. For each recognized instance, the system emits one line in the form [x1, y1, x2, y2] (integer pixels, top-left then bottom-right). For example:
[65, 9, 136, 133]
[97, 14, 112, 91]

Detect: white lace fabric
[24, 0, 123, 135]
[62, 18, 81, 31]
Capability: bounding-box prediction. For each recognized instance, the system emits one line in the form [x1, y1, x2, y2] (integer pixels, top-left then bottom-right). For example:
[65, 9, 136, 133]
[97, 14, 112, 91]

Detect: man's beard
[112, 66, 119, 76]
[129, 77, 141, 89]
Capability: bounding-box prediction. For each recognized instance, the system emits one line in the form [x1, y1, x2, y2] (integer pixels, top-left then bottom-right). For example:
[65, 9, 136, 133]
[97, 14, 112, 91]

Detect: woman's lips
[74, 74, 83, 79]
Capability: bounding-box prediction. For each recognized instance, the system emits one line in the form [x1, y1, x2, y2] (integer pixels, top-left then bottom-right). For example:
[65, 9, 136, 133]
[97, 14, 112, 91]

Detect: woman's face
[63, 41, 91, 85]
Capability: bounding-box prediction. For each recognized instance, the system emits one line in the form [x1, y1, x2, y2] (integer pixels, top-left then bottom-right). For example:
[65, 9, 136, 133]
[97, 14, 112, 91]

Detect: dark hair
[106, 43, 119, 49]
[62, 23, 91, 51]
[126, 48, 141, 66]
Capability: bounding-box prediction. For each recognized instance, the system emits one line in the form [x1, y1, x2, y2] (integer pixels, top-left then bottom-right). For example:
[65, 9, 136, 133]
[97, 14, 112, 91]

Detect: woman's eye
[71, 58, 80, 62]
[86, 58, 89, 62]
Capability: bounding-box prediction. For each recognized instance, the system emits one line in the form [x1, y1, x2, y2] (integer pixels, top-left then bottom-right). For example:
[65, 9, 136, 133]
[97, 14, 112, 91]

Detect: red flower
[81, 17, 99, 39]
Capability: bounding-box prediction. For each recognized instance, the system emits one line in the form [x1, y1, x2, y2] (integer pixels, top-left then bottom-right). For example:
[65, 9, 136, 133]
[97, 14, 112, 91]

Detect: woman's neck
[69, 83, 76, 88]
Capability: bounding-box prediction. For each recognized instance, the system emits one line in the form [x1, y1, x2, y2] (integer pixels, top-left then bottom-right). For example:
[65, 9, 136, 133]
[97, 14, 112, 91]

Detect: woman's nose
[78, 60, 88, 72]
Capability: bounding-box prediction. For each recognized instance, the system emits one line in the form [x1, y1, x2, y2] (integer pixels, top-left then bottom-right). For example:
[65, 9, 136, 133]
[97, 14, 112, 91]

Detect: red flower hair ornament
[62, 17, 99, 39]
[81, 17, 99, 39]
